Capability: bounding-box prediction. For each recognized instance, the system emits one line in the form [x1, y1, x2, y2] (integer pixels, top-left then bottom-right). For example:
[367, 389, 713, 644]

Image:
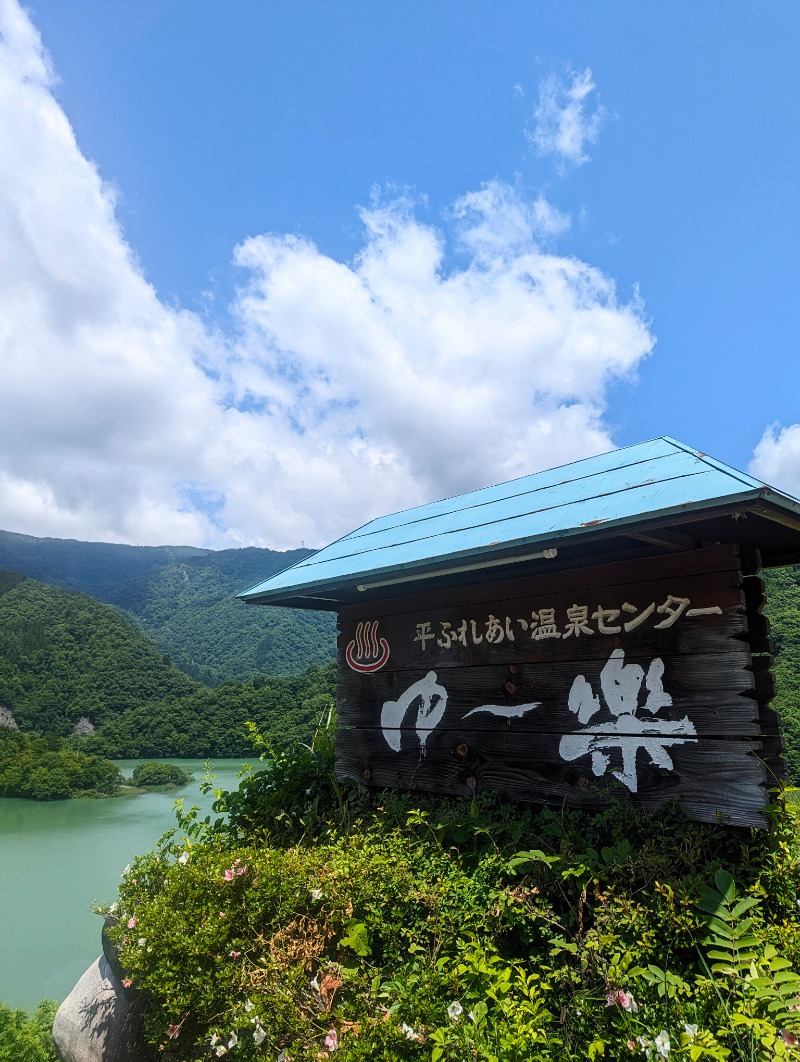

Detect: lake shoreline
[0, 758, 260, 1011]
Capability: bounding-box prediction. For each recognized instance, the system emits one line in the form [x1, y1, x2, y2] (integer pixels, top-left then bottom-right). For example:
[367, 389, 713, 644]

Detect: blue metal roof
[239, 437, 800, 606]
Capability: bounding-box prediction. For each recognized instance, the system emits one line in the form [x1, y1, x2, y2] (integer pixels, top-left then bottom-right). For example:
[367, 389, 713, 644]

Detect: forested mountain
[0, 570, 334, 757]
[765, 566, 800, 779]
[0, 530, 336, 680]
[103, 547, 335, 682]
[0, 529, 208, 599]
[0, 570, 195, 734]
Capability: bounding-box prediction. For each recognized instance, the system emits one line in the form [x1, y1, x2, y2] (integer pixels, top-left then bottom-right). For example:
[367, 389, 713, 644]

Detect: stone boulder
[52, 928, 148, 1062]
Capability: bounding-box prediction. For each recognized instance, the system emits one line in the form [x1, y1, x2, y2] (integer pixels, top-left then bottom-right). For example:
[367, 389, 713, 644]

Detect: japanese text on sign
[413, 595, 723, 651]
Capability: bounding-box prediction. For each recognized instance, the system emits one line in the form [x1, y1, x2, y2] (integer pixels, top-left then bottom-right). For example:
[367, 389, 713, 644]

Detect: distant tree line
[0, 729, 121, 800]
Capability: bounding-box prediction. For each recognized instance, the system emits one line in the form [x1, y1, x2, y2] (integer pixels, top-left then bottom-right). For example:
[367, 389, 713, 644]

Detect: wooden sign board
[336, 545, 782, 827]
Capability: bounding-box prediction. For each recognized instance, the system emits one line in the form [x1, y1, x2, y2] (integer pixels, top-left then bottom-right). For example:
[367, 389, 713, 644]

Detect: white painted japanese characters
[558, 648, 696, 792]
[378, 649, 695, 793]
[337, 545, 779, 826]
[412, 595, 723, 653]
[380, 670, 541, 753]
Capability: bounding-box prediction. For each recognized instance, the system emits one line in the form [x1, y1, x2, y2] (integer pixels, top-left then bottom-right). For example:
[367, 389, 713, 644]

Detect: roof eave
[239, 486, 794, 607]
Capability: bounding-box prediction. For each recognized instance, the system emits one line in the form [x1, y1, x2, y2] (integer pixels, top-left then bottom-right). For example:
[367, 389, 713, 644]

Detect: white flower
[244, 999, 254, 1013]
[178, 851, 189, 865]
[214, 1048, 227, 1057]
[253, 1024, 266, 1046]
[654, 1030, 671, 1058]
[311, 888, 323, 900]
[122, 865, 131, 877]
[447, 1001, 463, 1021]
[109, 902, 118, 914]
[228, 1032, 238, 1048]
[401, 1023, 417, 1040]
[683, 1024, 698, 1040]
[210, 1034, 220, 1046]
[277, 1052, 290, 1062]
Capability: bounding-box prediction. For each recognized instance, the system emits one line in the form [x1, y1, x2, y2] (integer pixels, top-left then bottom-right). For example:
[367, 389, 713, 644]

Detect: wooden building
[239, 437, 800, 827]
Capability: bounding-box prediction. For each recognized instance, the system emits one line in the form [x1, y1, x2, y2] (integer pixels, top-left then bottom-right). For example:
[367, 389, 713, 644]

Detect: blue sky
[1, 1, 799, 548]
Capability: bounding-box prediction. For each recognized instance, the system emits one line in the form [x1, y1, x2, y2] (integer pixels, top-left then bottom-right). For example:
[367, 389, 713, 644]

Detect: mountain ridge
[0, 529, 335, 681]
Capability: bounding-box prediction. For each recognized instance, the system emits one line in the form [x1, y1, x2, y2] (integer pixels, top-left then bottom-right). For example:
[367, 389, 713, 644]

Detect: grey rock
[0, 705, 17, 728]
[52, 955, 147, 1062]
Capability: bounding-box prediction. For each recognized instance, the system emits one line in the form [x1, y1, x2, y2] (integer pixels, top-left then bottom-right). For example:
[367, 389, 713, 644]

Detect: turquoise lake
[0, 759, 260, 1012]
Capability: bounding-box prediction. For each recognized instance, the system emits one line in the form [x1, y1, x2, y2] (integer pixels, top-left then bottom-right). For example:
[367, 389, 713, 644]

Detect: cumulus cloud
[749, 424, 800, 499]
[0, 2, 653, 549]
[529, 66, 605, 169]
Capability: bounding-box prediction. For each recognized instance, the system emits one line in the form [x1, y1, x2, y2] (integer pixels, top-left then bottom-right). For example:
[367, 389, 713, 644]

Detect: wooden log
[337, 654, 758, 737]
[335, 731, 769, 828]
[339, 543, 744, 625]
[339, 610, 749, 673]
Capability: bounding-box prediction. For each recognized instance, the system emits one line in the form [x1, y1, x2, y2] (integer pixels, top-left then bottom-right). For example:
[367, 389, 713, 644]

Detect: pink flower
[224, 869, 235, 881]
[780, 1030, 799, 1047]
[122, 977, 133, 989]
[229, 950, 242, 959]
[219, 911, 226, 918]
[127, 916, 137, 929]
[605, 989, 638, 1013]
[237, 866, 247, 875]
[324, 1029, 338, 1052]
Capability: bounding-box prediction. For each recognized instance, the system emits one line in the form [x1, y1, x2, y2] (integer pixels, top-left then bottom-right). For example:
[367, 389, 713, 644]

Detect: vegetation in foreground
[106, 723, 800, 1061]
[0, 1000, 58, 1062]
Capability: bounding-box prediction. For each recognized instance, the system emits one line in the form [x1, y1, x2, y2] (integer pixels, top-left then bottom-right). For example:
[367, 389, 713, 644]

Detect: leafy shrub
[0, 1000, 59, 1062]
[109, 724, 800, 1061]
[131, 762, 193, 788]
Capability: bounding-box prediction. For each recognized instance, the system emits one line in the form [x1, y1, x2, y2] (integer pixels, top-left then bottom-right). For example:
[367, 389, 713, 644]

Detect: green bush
[0, 1000, 59, 1062]
[107, 721, 800, 1061]
[131, 762, 193, 788]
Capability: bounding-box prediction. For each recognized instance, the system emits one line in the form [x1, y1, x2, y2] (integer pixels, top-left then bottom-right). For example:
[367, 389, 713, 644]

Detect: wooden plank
[335, 733, 768, 828]
[339, 543, 743, 624]
[739, 547, 763, 577]
[749, 654, 777, 705]
[339, 591, 745, 673]
[337, 653, 758, 737]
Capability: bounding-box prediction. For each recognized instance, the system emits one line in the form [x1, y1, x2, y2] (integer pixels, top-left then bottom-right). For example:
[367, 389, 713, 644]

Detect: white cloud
[0, 3, 653, 549]
[749, 424, 800, 499]
[530, 66, 605, 169]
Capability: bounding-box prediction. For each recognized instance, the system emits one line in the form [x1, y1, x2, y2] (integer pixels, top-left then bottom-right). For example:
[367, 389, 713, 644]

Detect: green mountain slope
[104, 547, 335, 682]
[0, 570, 334, 757]
[0, 531, 336, 681]
[0, 572, 196, 734]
